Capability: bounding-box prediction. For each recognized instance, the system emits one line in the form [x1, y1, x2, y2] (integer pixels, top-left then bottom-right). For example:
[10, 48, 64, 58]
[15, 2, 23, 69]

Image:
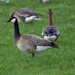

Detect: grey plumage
[7, 17, 59, 57]
[10, 8, 41, 23]
[42, 9, 60, 41]
[42, 26, 60, 41]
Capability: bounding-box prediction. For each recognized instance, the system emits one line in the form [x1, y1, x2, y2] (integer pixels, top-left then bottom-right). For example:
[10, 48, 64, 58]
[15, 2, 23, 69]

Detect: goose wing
[19, 8, 40, 15]
[22, 34, 59, 48]
[10, 8, 41, 18]
[15, 8, 41, 17]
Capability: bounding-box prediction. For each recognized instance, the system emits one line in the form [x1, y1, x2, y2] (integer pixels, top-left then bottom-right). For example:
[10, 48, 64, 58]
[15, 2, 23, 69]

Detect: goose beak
[6, 19, 11, 22]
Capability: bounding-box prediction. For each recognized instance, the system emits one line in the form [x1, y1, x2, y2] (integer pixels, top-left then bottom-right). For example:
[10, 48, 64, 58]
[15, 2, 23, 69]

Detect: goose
[10, 8, 41, 23]
[42, 9, 60, 41]
[39, 0, 51, 3]
[6, 17, 59, 57]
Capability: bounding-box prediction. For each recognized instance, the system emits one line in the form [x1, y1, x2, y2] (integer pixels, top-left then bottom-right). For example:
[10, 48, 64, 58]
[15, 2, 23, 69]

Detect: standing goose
[42, 9, 60, 41]
[6, 17, 59, 57]
[10, 8, 41, 23]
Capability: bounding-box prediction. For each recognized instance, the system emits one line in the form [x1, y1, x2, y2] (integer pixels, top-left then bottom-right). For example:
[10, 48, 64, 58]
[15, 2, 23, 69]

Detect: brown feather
[20, 34, 54, 46]
[10, 11, 16, 17]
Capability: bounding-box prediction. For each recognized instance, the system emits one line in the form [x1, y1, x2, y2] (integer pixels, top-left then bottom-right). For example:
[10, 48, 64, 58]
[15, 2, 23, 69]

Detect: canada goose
[10, 8, 41, 23]
[39, 0, 51, 3]
[42, 9, 60, 41]
[6, 17, 59, 57]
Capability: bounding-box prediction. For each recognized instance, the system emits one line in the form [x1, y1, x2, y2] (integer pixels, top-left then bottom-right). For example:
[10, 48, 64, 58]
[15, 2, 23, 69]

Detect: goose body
[10, 8, 41, 23]
[7, 17, 59, 57]
[15, 34, 52, 53]
[42, 9, 60, 41]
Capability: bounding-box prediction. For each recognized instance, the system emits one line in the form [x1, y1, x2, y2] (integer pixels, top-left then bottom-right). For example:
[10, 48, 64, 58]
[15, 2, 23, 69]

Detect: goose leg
[35, 50, 39, 57]
[32, 53, 35, 57]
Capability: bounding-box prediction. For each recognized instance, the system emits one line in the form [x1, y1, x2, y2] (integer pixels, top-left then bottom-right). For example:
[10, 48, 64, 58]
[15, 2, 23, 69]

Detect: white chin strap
[11, 18, 16, 23]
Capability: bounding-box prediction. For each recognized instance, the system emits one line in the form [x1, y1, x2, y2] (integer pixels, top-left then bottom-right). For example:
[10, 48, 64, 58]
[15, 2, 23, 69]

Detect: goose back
[10, 8, 41, 23]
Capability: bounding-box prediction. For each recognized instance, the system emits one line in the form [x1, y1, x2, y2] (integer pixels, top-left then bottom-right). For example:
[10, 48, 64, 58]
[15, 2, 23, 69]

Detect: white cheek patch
[11, 18, 16, 23]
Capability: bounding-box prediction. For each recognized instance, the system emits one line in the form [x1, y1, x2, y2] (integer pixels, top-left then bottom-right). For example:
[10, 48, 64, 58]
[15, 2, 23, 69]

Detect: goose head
[6, 17, 17, 23]
[48, 9, 52, 14]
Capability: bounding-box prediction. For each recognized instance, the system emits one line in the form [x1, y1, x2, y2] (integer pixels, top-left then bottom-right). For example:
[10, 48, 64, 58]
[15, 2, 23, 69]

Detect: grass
[0, 0, 75, 75]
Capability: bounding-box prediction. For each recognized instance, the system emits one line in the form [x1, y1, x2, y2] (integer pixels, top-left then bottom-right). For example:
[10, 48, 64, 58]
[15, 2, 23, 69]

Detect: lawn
[0, 0, 75, 75]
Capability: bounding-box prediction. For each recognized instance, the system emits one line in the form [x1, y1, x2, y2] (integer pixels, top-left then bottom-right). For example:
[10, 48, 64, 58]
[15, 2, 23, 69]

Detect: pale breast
[16, 37, 35, 53]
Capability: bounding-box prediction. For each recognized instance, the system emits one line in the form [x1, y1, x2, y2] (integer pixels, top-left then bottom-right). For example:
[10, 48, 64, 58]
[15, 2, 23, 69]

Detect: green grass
[0, 0, 75, 75]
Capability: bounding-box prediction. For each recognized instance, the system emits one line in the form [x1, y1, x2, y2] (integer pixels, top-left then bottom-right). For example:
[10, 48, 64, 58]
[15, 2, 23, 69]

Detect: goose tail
[50, 42, 59, 48]
[34, 16, 41, 20]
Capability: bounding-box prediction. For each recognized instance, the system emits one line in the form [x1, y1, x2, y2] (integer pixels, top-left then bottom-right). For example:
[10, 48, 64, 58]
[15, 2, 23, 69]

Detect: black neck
[48, 11, 54, 26]
[14, 20, 20, 37]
